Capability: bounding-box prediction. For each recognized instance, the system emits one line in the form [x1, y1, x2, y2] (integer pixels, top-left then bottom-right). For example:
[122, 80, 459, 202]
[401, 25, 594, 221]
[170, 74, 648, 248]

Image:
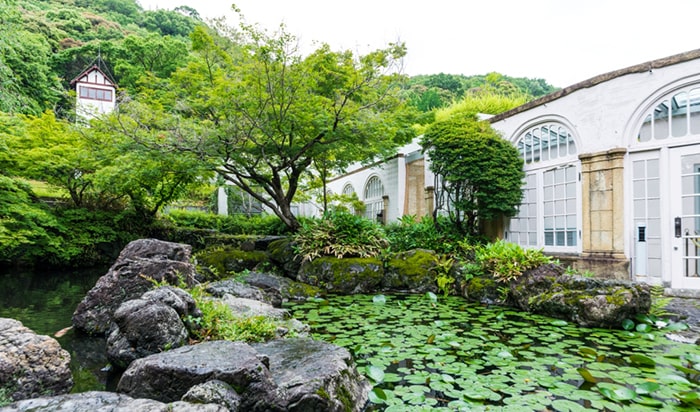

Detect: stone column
[578, 148, 629, 279]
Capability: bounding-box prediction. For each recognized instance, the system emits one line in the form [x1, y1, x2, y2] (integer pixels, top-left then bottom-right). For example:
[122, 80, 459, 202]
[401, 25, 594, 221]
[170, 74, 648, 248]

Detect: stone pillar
[578, 148, 629, 279]
[381, 195, 389, 225]
[425, 186, 435, 219]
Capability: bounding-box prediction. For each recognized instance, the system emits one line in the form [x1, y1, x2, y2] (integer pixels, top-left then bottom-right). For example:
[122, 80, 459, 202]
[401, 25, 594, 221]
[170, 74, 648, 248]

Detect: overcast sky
[141, 0, 700, 88]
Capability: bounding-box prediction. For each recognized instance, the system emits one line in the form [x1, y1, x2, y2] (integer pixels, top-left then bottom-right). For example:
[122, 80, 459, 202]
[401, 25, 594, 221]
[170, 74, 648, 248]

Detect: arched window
[638, 86, 700, 142]
[516, 124, 576, 165]
[342, 184, 355, 196]
[508, 122, 579, 251]
[364, 176, 384, 221]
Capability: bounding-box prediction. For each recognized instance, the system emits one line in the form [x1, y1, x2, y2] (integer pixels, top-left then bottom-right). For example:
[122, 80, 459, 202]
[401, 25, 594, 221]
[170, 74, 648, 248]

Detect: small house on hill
[70, 61, 116, 122]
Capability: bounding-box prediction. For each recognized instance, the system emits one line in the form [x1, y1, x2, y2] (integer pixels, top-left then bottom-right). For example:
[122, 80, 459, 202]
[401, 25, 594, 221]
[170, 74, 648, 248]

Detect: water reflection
[0, 266, 118, 392]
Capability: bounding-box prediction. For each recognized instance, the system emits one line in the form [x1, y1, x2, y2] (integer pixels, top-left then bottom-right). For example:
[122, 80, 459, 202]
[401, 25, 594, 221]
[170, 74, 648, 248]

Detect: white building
[328, 49, 700, 296]
[70, 62, 116, 122]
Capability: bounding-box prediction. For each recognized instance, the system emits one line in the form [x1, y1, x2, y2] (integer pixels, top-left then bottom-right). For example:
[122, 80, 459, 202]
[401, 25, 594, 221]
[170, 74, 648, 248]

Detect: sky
[141, 0, 700, 88]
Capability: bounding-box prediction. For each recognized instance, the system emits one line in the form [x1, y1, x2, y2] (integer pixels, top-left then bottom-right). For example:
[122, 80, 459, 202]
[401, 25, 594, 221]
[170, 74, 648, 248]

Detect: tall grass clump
[293, 210, 389, 261]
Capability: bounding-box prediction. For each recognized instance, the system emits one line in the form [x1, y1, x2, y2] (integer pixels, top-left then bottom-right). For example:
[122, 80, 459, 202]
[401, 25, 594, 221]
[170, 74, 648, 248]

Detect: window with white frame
[342, 184, 355, 196]
[508, 123, 579, 251]
[364, 176, 384, 221]
[638, 86, 700, 141]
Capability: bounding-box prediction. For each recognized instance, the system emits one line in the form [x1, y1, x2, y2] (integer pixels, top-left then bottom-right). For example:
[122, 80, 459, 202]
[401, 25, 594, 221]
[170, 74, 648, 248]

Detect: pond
[0, 266, 117, 393]
[286, 293, 700, 412]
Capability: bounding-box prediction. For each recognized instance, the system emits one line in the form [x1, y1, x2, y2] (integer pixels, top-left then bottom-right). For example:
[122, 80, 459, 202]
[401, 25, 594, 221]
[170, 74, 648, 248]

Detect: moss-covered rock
[508, 264, 651, 328]
[298, 257, 383, 294]
[383, 249, 439, 293]
[195, 246, 269, 280]
[266, 238, 302, 279]
[460, 276, 501, 304]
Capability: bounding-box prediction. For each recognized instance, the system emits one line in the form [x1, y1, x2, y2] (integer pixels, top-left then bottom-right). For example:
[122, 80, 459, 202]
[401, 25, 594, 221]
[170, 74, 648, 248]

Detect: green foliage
[384, 215, 465, 254]
[422, 114, 525, 236]
[471, 240, 552, 283]
[186, 285, 277, 343]
[293, 211, 389, 261]
[0, 175, 62, 264]
[164, 209, 290, 236]
[432, 255, 455, 297]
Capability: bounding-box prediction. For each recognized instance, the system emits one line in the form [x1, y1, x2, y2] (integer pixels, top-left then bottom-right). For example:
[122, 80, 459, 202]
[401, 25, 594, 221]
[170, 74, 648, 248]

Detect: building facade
[490, 49, 700, 295]
[328, 49, 700, 295]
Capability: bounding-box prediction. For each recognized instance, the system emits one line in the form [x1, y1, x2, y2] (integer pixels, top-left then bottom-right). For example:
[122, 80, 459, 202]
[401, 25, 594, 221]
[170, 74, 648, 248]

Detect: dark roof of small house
[69, 56, 117, 87]
[489, 48, 700, 123]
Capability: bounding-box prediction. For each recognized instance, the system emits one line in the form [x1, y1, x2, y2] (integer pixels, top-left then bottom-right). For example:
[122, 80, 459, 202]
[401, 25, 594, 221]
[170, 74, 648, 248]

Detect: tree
[421, 114, 524, 236]
[118, 22, 413, 231]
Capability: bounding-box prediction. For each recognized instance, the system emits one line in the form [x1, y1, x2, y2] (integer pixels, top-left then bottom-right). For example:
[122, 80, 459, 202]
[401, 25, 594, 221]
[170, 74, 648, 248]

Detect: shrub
[471, 239, 552, 283]
[384, 215, 467, 254]
[163, 209, 289, 235]
[293, 210, 389, 261]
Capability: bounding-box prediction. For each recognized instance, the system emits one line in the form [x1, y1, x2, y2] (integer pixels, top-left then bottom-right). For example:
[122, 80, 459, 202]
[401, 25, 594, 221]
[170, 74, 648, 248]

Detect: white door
[671, 145, 700, 289]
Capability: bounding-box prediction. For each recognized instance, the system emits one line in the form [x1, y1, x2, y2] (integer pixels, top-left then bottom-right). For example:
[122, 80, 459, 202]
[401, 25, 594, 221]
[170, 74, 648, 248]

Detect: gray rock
[253, 338, 371, 412]
[182, 380, 241, 411]
[106, 297, 190, 369]
[141, 286, 201, 319]
[72, 239, 197, 336]
[0, 318, 72, 402]
[243, 271, 322, 301]
[207, 279, 283, 307]
[0, 391, 227, 411]
[117, 340, 283, 411]
[219, 295, 289, 320]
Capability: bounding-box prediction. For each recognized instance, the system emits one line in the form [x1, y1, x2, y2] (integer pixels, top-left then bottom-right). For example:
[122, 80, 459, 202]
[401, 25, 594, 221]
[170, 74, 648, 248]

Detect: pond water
[286, 293, 700, 412]
[4, 269, 700, 410]
[0, 266, 118, 393]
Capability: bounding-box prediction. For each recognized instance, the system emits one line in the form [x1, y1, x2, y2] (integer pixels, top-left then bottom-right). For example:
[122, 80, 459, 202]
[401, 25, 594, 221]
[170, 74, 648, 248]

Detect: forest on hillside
[0, 0, 557, 118]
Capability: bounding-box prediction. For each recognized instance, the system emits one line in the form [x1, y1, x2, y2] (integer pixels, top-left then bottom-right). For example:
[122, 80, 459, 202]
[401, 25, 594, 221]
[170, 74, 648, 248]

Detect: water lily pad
[597, 382, 637, 401]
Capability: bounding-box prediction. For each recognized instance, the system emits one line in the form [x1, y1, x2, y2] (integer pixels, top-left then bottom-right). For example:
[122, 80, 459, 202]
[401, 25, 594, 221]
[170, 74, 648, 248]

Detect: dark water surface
[0, 266, 116, 392]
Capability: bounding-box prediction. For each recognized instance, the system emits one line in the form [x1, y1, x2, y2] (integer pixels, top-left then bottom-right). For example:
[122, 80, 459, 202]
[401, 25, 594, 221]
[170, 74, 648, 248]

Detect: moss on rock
[297, 257, 383, 294]
[383, 249, 439, 293]
[195, 246, 269, 280]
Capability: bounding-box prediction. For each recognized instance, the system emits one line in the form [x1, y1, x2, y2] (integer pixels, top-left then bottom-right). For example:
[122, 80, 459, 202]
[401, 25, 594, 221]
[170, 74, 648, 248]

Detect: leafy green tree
[3, 111, 106, 207]
[0, 175, 62, 264]
[141, 9, 196, 37]
[421, 113, 524, 236]
[119, 22, 413, 231]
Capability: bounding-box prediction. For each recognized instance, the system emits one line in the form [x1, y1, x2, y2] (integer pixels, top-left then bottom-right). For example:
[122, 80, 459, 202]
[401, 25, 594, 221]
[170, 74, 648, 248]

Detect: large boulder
[382, 249, 439, 293]
[508, 264, 652, 328]
[0, 391, 227, 412]
[72, 239, 197, 336]
[106, 287, 198, 369]
[0, 319, 72, 402]
[252, 338, 371, 412]
[117, 340, 284, 411]
[297, 257, 384, 294]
